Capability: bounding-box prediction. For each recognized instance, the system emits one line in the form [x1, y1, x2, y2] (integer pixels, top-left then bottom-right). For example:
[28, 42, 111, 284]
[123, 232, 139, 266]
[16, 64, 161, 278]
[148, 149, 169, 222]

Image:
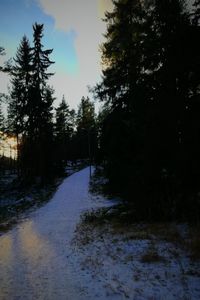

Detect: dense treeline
[94, 0, 200, 220]
[0, 23, 97, 183]
[1, 1, 200, 221]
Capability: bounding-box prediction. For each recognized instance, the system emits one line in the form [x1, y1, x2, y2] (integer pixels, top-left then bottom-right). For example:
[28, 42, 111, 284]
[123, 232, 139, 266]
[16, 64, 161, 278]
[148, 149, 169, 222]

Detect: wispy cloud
[37, 0, 113, 32]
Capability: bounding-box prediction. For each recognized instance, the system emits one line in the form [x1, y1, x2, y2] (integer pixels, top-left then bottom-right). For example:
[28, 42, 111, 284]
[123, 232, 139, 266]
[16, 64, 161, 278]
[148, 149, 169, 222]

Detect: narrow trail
[0, 167, 100, 300]
[1, 167, 200, 300]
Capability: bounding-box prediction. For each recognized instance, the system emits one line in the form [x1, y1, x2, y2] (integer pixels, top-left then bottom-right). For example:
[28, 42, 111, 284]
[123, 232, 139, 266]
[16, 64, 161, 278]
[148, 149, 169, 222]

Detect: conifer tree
[0, 48, 6, 132]
[27, 23, 54, 138]
[8, 24, 55, 180]
[0, 104, 4, 131]
[8, 36, 32, 136]
[0, 47, 5, 72]
[54, 96, 75, 172]
[75, 96, 97, 161]
[94, 0, 199, 219]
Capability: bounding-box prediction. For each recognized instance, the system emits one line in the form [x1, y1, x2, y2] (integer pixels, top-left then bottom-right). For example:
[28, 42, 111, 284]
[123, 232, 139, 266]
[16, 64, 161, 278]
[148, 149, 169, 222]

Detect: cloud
[37, 0, 113, 67]
[98, 0, 114, 18]
[37, 0, 113, 32]
[37, 0, 113, 107]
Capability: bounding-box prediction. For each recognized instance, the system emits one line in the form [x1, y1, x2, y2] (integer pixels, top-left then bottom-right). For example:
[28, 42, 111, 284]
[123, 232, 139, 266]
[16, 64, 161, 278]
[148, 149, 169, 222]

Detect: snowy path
[1, 167, 200, 300]
[0, 167, 106, 300]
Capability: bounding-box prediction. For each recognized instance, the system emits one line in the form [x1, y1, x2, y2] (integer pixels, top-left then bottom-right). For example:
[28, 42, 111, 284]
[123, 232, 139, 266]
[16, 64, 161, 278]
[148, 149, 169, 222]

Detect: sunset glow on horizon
[0, 132, 17, 159]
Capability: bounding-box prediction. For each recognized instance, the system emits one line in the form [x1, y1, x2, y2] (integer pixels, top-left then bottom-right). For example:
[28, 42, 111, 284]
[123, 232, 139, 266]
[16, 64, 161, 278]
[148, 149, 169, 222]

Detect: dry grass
[140, 244, 166, 263]
[77, 208, 200, 264]
[189, 237, 200, 260]
[143, 223, 182, 243]
[124, 230, 151, 241]
[186, 224, 200, 261]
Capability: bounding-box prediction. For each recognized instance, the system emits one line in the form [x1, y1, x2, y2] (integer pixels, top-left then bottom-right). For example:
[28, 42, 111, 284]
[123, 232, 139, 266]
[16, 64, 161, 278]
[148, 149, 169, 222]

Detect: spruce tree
[7, 35, 32, 175]
[0, 104, 4, 131]
[23, 23, 55, 180]
[54, 96, 75, 172]
[0, 47, 5, 72]
[8, 24, 55, 180]
[27, 23, 54, 138]
[75, 97, 97, 161]
[94, 0, 199, 219]
[0, 48, 6, 132]
[8, 36, 32, 134]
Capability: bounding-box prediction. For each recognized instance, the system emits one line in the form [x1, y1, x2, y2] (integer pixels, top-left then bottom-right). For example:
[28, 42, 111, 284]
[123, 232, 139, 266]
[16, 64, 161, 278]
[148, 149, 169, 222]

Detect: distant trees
[4, 20, 98, 182]
[1, 23, 99, 184]
[0, 47, 5, 55]
[74, 96, 97, 161]
[94, 0, 200, 220]
[0, 47, 5, 67]
[0, 104, 4, 131]
[0, 47, 5, 72]
[54, 96, 75, 173]
[0, 47, 13, 173]
[0, 48, 6, 131]
[0, 93, 5, 131]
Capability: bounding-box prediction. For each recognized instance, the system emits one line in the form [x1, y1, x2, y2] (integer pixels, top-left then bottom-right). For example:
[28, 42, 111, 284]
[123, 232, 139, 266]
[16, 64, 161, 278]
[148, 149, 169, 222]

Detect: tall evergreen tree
[7, 36, 32, 175]
[94, 0, 199, 219]
[8, 24, 55, 180]
[22, 23, 55, 180]
[54, 96, 75, 172]
[75, 96, 97, 161]
[0, 47, 5, 72]
[27, 23, 54, 138]
[55, 96, 75, 140]
[0, 104, 4, 131]
[8, 36, 32, 135]
[0, 48, 7, 132]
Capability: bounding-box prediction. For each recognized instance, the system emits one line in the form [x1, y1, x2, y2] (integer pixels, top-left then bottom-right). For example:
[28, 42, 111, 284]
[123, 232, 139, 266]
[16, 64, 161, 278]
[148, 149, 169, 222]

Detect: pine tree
[94, 0, 199, 219]
[94, 0, 149, 197]
[0, 104, 4, 131]
[0, 48, 6, 131]
[7, 36, 32, 175]
[8, 24, 55, 180]
[75, 96, 97, 161]
[0, 47, 5, 72]
[8, 36, 32, 134]
[22, 23, 55, 179]
[54, 96, 75, 172]
[27, 23, 54, 138]
[76, 97, 95, 131]
[55, 96, 74, 139]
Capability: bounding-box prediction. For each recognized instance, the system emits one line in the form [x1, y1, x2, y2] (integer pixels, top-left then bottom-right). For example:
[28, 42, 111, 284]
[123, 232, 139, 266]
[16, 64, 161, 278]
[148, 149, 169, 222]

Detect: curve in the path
[0, 167, 96, 300]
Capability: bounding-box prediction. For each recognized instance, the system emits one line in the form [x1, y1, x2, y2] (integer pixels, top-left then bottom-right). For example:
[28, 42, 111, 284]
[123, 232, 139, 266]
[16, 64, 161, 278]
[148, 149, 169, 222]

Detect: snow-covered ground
[0, 167, 200, 299]
[72, 219, 200, 299]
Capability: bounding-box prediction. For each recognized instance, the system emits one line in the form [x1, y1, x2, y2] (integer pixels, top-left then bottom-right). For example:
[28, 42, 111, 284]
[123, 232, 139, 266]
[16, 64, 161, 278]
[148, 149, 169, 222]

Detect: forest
[0, 23, 97, 180]
[1, 0, 200, 222]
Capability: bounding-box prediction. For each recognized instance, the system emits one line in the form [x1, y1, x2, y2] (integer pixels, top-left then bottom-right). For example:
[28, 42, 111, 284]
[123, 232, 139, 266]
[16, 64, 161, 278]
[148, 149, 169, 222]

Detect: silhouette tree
[27, 23, 54, 139]
[8, 36, 32, 138]
[0, 47, 5, 72]
[75, 96, 97, 161]
[0, 104, 4, 131]
[94, 0, 200, 219]
[8, 24, 55, 181]
[54, 96, 75, 172]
